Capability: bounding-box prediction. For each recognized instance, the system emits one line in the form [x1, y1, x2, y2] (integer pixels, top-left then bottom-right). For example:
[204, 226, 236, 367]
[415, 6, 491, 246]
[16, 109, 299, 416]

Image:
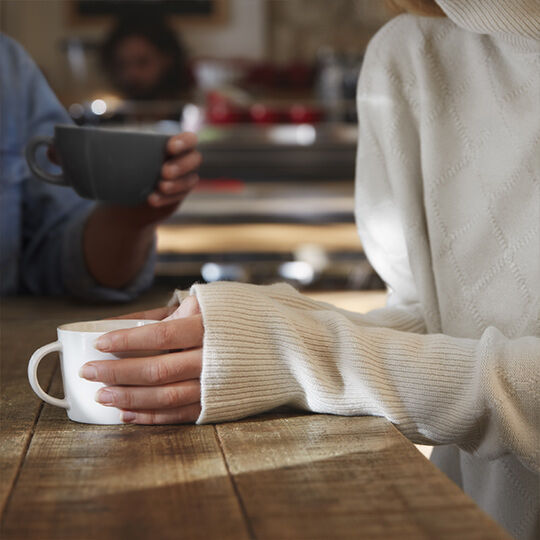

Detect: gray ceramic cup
[25, 124, 170, 205]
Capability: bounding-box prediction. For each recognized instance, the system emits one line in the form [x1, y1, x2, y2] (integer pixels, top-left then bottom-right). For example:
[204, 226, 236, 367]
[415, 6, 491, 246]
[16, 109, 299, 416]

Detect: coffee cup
[28, 319, 159, 424]
[25, 124, 170, 205]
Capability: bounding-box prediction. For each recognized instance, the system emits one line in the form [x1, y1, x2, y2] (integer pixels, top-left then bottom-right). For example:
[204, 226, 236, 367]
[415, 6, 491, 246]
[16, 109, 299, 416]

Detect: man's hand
[144, 132, 201, 213]
[81, 296, 203, 424]
[82, 132, 201, 288]
[117, 132, 201, 225]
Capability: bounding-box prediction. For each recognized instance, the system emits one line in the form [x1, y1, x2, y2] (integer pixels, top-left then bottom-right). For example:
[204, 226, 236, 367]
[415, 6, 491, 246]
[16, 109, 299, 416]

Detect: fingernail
[80, 364, 98, 380]
[122, 412, 136, 423]
[171, 140, 184, 153]
[96, 336, 111, 351]
[96, 388, 115, 405]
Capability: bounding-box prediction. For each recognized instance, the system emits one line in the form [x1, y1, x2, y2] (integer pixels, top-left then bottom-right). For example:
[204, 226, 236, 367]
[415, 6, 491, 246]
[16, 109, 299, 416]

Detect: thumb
[164, 295, 200, 321]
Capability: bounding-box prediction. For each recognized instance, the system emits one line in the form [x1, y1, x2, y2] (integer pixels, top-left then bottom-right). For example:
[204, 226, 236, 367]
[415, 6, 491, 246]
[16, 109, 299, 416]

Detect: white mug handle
[28, 341, 69, 409]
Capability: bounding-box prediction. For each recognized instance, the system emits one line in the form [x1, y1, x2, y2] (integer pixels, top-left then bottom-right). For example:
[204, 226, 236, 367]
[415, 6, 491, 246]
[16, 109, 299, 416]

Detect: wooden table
[0, 289, 509, 540]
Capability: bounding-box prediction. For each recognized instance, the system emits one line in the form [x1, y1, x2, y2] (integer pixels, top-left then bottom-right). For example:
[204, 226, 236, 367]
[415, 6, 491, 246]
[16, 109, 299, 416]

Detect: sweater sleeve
[180, 19, 538, 473]
[187, 280, 540, 474]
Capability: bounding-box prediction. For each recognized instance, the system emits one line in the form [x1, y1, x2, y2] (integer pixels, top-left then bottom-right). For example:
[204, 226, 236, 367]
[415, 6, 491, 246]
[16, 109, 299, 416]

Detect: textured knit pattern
[437, 0, 540, 40]
[171, 3, 540, 539]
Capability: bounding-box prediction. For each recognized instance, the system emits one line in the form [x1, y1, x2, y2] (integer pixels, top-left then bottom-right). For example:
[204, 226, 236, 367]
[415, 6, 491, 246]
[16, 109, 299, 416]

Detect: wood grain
[1, 293, 510, 540]
[0, 289, 170, 519]
[1, 378, 249, 540]
[216, 414, 510, 540]
[0, 320, 58, 515]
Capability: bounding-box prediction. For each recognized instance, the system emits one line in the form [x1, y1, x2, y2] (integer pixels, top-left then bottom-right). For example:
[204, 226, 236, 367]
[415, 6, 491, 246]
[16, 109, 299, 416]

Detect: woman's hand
[80, 296, 203, 424]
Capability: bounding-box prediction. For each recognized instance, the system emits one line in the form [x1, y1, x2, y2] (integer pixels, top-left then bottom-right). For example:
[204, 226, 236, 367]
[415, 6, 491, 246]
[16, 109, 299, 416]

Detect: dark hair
[101, 16, 191, 98]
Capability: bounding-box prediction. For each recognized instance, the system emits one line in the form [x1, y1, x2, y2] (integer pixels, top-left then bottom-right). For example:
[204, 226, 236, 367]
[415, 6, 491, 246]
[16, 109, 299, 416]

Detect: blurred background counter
[2, 0, 395, 293]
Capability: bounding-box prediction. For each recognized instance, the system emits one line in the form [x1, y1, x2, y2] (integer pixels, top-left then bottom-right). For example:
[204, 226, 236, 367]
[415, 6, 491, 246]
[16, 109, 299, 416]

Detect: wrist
[93, 204, 159, 234]
[83, 205, 157, 289]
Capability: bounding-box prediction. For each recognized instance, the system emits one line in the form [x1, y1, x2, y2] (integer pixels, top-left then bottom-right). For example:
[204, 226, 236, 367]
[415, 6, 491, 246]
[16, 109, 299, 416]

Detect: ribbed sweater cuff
[190, 282, 304, 424]
[185, 281, 481, 439]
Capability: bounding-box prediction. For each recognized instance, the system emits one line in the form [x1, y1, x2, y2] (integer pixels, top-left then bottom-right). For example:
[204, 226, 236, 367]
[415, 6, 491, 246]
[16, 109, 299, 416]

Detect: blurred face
[112, 36, 172, 100]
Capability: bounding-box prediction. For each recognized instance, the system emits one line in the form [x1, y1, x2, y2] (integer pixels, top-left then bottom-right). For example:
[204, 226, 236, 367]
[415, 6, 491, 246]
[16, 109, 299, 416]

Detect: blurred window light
[201, 262, 221, 282]
[295, 243, 329, 273]
[201, 262, 247, 282]
[279, 261, 315, 285]
[181, 103, 202, 132]
[295, 124, 316, 146]
[269, 124, 317, 146]
[90, 99, 107, 116]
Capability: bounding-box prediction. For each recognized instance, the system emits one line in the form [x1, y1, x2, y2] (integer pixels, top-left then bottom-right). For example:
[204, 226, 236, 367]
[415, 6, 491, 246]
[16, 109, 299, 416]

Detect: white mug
[28, 319, 158, 424]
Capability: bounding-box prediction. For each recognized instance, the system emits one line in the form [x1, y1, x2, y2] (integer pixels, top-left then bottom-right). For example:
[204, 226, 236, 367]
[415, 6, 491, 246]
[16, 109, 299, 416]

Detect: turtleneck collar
[435, 0, 540, 42]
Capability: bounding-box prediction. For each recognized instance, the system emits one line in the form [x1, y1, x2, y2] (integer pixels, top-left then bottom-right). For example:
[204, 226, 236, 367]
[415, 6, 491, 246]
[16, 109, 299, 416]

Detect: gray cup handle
[25, 135, 69, 186]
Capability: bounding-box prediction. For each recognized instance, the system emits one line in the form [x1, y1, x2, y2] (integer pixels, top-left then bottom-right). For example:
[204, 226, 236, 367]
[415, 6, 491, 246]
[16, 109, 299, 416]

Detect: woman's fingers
[96, 314, 203, 352]
[122, 403, 201, 425]
[96, 379, 201, 410]
[107, 305, 177, 321]
[81, 349, 202, 386]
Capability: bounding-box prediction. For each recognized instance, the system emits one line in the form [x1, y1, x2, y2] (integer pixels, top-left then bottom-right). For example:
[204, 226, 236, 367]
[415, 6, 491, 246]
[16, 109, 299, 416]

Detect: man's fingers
[96, 379, 201, 410]
[47, 145, 60, 165]
[147, 191, 190, 208]
[122, 403, 201, 425]
[96, 315, 203, 352]
[158, 173, 199, 195]
[166, 132, 198, 155]
[108, 305, 176, 321]
[161, 151, 202, 180]
[81, 349, 202, 385]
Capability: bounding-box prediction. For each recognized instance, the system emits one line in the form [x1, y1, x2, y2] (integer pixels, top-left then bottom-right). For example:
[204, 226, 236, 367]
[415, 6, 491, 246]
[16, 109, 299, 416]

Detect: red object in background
[288, 104, 324, 124]
[195, 178, 245, 192]
[206, 91, 248, 124]
[245, 61, 315, 90]
[282, 62, 315, 89]
[249, 103, 287, 124]
[245, 62, 280, 88]
[206, 90, 323, 125]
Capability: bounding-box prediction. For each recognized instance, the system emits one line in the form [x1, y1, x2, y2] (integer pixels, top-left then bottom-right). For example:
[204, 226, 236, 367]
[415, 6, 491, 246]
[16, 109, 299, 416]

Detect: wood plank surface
[216, 414, 510, 540]
[1, 378, 249, 540]
[0, 320, 58, 514]
[0, 289, 171, 521]
[1, 292, 510, 540]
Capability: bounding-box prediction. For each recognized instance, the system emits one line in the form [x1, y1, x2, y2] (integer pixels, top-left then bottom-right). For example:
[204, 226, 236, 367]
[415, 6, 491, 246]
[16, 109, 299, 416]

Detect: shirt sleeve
[11, 37, 154, 300]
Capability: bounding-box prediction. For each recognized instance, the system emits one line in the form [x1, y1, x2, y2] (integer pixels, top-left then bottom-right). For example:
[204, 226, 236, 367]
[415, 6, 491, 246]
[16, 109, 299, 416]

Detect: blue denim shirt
[0, 35, 155, 300]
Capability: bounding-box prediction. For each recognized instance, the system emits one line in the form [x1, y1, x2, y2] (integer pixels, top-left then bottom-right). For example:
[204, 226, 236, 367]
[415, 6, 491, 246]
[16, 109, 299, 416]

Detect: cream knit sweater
[172, 2, 540, 538]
